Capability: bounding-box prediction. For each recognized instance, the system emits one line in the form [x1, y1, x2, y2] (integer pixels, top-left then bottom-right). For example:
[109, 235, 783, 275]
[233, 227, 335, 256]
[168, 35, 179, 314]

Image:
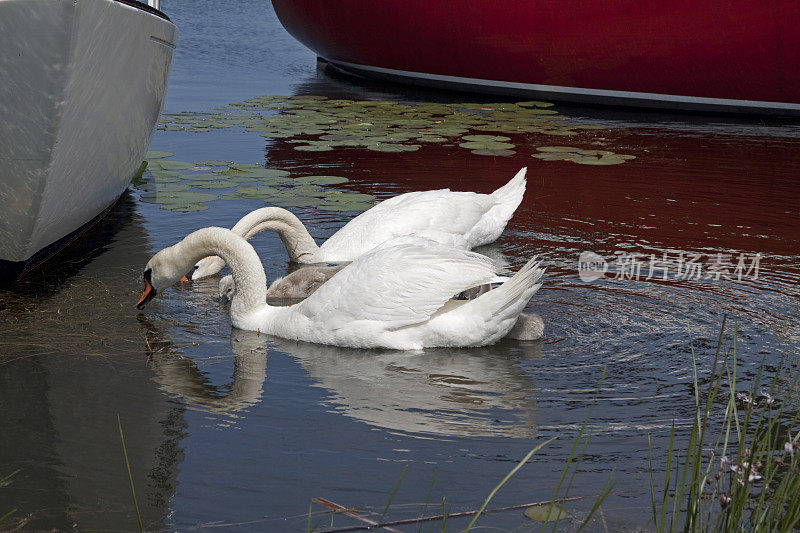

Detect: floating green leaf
[232, 186, 280, 199]
[144, 150, 174, 159]
[471, 149, 516, 156]
[461, 134, 511, 142]
[149, 160, 195, 171]
[160, 203, 210, 212]
[294, 144, 334, 151]
[536, 146, 582, 153]
[533, 146, 634, 165]
[148, 170, 182, 182]
[185, 180, 240, 189]
[459, 140, 515, 150]
[524, 504, 569, 522]
[140, 191, 218, 204]
[295, 175, 349, 185]
[366, 144, 420, 152]
[137, 182, 191, 193]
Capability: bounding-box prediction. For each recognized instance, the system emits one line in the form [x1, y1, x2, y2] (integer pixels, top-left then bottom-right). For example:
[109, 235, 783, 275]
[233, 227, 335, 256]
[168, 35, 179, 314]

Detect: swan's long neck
[172, 228, 267, 318]
[232, 207, 320, 262]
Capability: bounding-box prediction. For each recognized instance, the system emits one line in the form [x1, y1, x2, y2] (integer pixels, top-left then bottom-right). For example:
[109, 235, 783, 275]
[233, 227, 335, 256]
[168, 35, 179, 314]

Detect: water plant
[155, 95, 635, 162]
[131, 156, 376, 213]
[648, 319, 800, 531]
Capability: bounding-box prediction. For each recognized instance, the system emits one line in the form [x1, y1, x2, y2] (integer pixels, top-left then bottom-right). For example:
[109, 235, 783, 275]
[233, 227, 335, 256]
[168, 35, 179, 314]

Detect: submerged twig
[314, 492, 622, 532]
[312, 498, 402, 533]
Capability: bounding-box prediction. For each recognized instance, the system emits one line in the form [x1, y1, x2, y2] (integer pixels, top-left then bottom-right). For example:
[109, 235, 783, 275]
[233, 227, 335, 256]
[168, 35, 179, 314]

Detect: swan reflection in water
[141, 314, 543, 438]
[269, 334, 542, 439]
[139, 317, 267, 416]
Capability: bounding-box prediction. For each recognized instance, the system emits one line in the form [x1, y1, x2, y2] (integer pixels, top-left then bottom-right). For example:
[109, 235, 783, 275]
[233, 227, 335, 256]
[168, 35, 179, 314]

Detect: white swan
[219, 264, 345, 300]
[220, 270, 544, 340]
[189, 167, 528, 279]
[137, 228, 544, 350]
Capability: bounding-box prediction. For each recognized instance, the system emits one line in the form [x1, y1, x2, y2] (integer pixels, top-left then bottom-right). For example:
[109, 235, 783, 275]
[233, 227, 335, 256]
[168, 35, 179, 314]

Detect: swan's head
[219, 274, 236, 301]
[190, 255, 226, 280]
[136, 251, 191, 309]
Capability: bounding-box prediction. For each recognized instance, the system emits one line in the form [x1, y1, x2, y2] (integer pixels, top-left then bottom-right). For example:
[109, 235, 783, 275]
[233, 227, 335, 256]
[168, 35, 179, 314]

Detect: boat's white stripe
[327, 58, 800, 111]
[149, 35, 176, 49]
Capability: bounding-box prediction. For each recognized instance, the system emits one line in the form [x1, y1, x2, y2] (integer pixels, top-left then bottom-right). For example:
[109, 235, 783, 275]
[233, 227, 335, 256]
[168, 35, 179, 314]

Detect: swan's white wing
[319, 190, 495, 257]
[295, 237, 499, 330]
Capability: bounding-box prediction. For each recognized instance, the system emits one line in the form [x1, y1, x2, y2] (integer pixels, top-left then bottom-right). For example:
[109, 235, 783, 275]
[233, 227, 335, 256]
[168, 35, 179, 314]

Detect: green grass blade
[379, 464, 408, 524]
[463, 436, 557, 532]
[118, 414, 144, 532]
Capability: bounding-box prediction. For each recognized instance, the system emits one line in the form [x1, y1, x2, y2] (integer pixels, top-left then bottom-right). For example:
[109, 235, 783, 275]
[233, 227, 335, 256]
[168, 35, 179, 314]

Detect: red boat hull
[272, 1, 800, 114]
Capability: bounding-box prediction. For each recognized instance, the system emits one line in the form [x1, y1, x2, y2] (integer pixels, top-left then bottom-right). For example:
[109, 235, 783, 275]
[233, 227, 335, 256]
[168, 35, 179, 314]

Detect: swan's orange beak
[136, 278, 156, 310]
[180, 276, 189, 282]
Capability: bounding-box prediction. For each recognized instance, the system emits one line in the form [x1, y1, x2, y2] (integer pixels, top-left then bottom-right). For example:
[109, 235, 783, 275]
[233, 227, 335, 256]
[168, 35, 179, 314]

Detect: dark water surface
[1, 1, 799, 530]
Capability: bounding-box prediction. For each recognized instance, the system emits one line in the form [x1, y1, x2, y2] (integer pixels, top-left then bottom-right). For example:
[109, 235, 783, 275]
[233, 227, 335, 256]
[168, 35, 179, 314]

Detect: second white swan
[190, 167, 527, 280]
[138, 228, 544, 350]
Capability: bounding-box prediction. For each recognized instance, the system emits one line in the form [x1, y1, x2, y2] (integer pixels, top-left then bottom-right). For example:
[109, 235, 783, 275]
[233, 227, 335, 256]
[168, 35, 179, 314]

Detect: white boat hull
[0, 0, 175, 276]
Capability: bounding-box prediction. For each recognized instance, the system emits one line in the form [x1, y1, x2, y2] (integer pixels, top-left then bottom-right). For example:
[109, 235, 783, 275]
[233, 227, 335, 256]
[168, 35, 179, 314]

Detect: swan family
[137, 167, 545, 349]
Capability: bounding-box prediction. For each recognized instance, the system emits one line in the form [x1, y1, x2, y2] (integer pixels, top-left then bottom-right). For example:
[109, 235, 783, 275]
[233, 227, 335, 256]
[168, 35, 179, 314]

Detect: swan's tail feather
[475, 256, 544, 318]
[467, 167, 527, 248]
[495, 256, 544, 309]
[490, 167, 527, 213]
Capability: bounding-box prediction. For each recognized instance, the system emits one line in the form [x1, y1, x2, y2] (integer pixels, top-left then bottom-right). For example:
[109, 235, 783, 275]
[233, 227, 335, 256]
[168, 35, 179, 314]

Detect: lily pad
[573, 154, 631, 165]
[366, 144, 420, 152]
[144, 150, 174, 159]
[459, 141, 515, 150]
[290, 184, 326, 196]
[220, 167, 290, 179]
[532, 152, 575, 161]
[196, 160, 233, 166]
[137, 182, 191, 193]
[294, 175, 349, 185]
[536, 146, 582, 153]
[149, 160, 195, 171]
[532, 146, 634, 165]
[186, 180, 240, 189]
[524, 504, 569, 522]
[471, 149, 516, 156]
[160, 203, 210, 212]
[294, 144, 334, 151]
[149, 174, 182, 185]
[462, 134, 511, 142]
[140, 191, 218, 204]
[233, 186, 280, 199]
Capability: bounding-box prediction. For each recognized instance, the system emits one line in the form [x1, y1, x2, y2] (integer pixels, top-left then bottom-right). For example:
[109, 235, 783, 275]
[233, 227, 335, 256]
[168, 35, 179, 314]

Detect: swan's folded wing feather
[295, 239, 499, 330]
[319, 190, 495, 255]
